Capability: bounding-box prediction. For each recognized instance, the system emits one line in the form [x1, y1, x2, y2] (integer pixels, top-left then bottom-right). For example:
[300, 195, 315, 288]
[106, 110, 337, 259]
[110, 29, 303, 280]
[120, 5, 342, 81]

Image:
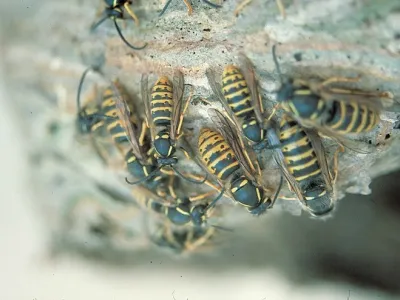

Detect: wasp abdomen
[151, 76, 173, 127]
[198, 128, 240, 180]
[326, 100, 379, 134]
[222, 66, 253, 117]
[280, 119, 321, 182]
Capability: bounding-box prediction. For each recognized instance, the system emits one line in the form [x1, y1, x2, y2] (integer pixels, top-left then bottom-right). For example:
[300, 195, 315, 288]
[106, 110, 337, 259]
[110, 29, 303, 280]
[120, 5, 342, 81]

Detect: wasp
[77, 67, 172, 196]
[197, 108, 283, 216]
[91, 1, 147, 50]
[206, 54, 273, 152]
[138, 171, 226, 229]
[76, 67, 116, 163]
[271, 45, 393, 146]
[141, 71, 207, 185]
[266, 115, 336, 217]
[159, 0, 222, 16]
[152, 222, 216, 253]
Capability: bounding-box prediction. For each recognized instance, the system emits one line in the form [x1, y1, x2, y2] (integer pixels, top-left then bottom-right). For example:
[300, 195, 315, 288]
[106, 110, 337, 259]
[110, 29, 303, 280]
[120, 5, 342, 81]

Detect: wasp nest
[2, 0, 400, 258]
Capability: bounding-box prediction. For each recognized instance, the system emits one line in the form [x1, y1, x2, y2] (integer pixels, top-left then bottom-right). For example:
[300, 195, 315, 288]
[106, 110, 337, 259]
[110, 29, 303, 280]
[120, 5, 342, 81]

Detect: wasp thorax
[190, 205, 207, 227]
[242, 116, 264, 143]
[276, 80, 295, 103]
[230, 175, 264, 209]
[154, 128, 175, 157]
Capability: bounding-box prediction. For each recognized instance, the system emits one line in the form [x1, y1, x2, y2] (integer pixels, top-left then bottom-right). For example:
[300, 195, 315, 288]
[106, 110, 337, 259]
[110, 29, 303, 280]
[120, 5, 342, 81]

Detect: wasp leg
[124, 2, 140, 26]
[189, 190, 216, 202]
[331, 143, 345, 184]
[320, 76, 361, 88]
[264, 103, 280, 124]
[163, 222, 183, 250]
[139, 120, 148, 147]
[275, 0, 286, 19]
[183, 0, 194, 15]
[179, 146, 191, 159]
[185, 228, 215, 252]
[234, 0, 252, 16]
[167, 175, 178, 199]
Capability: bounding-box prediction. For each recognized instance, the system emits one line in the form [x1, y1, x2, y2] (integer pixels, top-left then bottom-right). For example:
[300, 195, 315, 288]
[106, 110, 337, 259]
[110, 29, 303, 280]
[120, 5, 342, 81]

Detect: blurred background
[1, 0, 400, 299]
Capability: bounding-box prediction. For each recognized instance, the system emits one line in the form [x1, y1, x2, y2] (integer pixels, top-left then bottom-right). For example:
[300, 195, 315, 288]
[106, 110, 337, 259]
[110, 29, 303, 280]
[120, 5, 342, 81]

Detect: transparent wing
[265, 127, 305, 203]
[170, 70, 189, 142]
[141, 74, 156, 143]
[110, 80, 145, 161]
[209, 108, 258, 182]
[239, 53, 266, 125]
[303, 128, 333, 191]
[205, 68, 243, 131]
[309, 75, 394, 111]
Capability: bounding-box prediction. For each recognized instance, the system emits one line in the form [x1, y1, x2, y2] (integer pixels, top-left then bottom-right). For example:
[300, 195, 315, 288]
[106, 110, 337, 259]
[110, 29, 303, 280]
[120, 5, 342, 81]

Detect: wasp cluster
[66, 0, 400, 256]
[4, 0, 399, 260]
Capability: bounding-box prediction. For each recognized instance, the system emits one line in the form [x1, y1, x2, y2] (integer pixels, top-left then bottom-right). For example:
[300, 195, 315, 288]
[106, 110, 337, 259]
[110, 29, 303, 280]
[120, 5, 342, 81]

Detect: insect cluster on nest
[73, 0, 395, 254]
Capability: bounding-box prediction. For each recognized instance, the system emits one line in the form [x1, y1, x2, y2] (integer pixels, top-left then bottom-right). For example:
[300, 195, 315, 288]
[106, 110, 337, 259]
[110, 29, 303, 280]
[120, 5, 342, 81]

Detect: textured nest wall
[2, 0, 400, 261]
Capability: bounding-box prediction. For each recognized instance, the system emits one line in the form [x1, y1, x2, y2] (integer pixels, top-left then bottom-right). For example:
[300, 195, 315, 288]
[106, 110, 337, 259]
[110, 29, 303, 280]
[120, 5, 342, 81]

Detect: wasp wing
[141, 74, 156, 143]
[110, 80, 145, 161]
[170, 70, 190, 142]
[265, 127, 306, 204]
[205, 68, 243, 132]
[303, 128, 333, 191]
[239, 53, 266, 125]
[209, 108, 258, 182]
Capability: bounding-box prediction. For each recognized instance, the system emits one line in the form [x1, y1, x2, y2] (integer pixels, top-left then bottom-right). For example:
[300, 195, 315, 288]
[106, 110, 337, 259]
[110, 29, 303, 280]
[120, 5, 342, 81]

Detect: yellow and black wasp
[77, 67, 171, 196]
[206, 54, 272, 152]
[271, 45, 393, 146]
[141, 70, 207, 184]
[265, 115, 336, 217]
[76, 67, 116, 163]
[91, 0, 147, 50]
[197, 108, 283, 216]
[159, 0, 221, 16]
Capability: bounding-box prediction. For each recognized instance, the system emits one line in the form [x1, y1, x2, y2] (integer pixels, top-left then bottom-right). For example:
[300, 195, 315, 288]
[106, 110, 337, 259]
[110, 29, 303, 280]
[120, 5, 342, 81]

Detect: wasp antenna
[211, 224, 234, 232]
[205, 188, 225, 212]
[202, 0, 222, 8]
[77, 67, 93, 113]
[112, 19, 147, 50]
[173, 167, 208, 185]
[272, 44, 283, 83]
[90, 15, 110, 32]
[270, 175, 284, 207]
[159, 0, 174, 16]
[125, 167, 161, 185]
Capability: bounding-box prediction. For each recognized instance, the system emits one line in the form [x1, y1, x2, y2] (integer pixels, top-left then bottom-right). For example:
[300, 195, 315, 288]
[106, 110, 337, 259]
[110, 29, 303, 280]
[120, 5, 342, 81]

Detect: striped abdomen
[222, 65, 253, 118]
[325, 99, 379, 134]
[279, 116, 322, 189]
[279, 116, 333, 215]
[101, 84, 138, 145]
[198, 128, 240, 180]
[151, 76, 173, 127]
